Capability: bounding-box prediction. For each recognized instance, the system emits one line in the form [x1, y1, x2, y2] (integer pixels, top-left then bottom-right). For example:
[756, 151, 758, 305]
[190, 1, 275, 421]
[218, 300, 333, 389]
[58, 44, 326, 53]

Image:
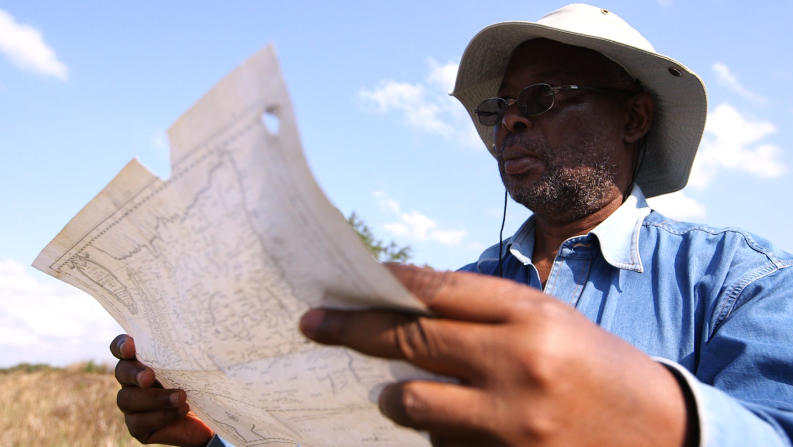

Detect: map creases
[34, 44, 437, 447]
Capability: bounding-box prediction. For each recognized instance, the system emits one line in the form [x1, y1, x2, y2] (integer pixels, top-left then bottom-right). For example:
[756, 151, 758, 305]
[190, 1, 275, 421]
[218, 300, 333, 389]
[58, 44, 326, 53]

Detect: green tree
[347, 212, 412, 264]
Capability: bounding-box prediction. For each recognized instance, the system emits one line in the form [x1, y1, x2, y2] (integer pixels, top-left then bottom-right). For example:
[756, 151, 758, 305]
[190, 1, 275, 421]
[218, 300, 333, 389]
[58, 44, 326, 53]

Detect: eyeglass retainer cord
[498, 189, 508, 278]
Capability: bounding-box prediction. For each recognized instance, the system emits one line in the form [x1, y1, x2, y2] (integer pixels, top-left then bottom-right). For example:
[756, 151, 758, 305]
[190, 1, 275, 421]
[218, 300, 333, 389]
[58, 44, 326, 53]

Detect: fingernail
[378, 385, 396, 419]
[299, 309, 326, 339]
[118, 341, 126, 355]
[136, 370, 147, 386]
[170, 392, 181, 405]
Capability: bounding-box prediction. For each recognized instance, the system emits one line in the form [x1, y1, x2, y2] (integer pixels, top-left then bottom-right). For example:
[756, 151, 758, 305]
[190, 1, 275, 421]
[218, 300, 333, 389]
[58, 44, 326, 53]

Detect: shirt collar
[505, 184, 650, 273]
[590, 184, 650, 272]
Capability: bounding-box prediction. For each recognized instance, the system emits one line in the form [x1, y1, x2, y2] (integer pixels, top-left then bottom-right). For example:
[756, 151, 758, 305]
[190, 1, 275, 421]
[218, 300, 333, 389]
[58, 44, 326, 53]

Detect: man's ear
[624, 92, 654, 144]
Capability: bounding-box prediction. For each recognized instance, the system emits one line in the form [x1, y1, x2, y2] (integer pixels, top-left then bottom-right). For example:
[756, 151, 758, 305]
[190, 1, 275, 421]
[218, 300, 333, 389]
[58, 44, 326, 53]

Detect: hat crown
[538, 4, 655, 53]
[451, 4, 708, 198]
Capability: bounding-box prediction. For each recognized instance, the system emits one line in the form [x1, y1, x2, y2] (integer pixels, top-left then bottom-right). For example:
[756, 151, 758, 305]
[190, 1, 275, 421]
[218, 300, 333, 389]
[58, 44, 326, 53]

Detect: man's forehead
[500, 39, 621, 87]
[498, 67, 567, 93]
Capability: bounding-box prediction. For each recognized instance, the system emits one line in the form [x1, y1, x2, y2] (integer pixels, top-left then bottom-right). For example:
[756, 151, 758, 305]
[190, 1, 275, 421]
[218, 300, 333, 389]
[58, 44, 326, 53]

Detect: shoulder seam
[712, 260, 793, 337]
[643, 221, 786, 266]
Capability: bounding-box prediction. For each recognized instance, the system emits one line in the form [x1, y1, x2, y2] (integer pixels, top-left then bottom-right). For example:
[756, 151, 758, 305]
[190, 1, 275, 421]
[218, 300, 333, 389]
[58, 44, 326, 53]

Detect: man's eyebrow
[497, 69, 569, 94]
[532, 68, 566, 79]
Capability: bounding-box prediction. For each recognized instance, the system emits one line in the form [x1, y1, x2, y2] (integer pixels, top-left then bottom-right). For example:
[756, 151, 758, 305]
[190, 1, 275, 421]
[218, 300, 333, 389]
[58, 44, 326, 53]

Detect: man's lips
[502, 152, 543, 175]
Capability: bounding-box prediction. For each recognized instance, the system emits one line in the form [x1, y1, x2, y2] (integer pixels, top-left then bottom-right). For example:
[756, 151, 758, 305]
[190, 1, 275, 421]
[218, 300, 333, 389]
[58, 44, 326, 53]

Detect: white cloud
[689, 103, 786, 188]
[426, 58, 458, 93]
[0, 259, 123, 367]
[712, 63, 766, 103]
[384, 211, 467, 246]
[360, 80, 454, 135]
[358, 58, 482, 150]
[373, 190, 400, 213]
[0, 9, 68, 80]
[646, 191, 706, 220]
[151, 129, 171, 166]
[152, 130, 168, 151]
[374, 191, 467, 247]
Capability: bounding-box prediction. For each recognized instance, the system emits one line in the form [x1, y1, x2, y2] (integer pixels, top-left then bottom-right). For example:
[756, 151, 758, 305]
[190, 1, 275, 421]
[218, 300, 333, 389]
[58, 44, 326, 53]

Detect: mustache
[498, 133, 552, 161]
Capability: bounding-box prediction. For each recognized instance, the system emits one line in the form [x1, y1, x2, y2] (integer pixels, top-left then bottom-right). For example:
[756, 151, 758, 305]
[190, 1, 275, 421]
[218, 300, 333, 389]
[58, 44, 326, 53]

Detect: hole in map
[262, 108, 280, 135]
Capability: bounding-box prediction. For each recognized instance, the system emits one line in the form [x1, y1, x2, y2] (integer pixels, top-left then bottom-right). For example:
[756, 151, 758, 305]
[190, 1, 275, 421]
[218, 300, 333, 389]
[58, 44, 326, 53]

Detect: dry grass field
[0, 362, 168, 447]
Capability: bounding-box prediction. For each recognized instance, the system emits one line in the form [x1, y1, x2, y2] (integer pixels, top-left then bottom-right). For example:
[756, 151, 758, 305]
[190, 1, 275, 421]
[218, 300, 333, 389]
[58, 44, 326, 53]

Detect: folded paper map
[33, 44, 437, 447]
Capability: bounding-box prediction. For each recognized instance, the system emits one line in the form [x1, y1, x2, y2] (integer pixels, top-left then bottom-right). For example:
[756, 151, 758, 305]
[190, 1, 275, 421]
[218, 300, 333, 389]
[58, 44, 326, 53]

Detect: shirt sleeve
[456, 262, 478, 272]
[206, 434, 236, 447]
[657, 262, 793, 447]
[656, 358, 790, 447]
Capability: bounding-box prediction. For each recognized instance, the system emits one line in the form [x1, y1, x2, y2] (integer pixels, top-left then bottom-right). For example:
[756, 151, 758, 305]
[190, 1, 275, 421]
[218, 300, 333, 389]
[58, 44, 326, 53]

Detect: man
[112, 4, 793, 446]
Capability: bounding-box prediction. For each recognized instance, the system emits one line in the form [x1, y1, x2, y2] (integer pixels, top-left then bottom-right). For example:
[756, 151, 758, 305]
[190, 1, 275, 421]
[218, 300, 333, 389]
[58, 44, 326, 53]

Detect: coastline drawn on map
[34, 44, 439, 447]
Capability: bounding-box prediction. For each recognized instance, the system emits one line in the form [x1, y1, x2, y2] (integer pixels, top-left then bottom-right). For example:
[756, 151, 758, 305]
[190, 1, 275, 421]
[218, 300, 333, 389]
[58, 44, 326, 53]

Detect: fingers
[429, 433, 503, 447]
[137, 411, 215, 447]
[385, 264, 541, 323]
[301, 309, 494, 378]
[110, 334, 136, 359]
[118, 387, 186, 413]
[112, 334, 156, 389]
[116, 373, 213, 446]
[108, 337, 212, 447]
[125, 404, 189, 441]
[115, 357, 156, 388]
[378, 381, 496, 440]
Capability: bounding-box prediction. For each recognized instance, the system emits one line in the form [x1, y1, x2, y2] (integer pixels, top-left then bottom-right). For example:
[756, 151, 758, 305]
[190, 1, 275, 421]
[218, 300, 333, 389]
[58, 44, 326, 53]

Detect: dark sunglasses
[474, 83, 635, 126]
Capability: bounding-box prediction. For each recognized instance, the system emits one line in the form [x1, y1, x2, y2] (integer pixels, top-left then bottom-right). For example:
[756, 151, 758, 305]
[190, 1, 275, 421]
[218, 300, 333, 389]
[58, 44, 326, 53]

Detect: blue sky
[1, 0, 791, 367]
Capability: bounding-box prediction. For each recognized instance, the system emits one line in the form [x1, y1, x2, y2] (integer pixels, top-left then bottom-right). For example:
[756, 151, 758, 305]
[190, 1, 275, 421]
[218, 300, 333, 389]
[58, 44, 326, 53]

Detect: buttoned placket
[543, 235, 598, 308]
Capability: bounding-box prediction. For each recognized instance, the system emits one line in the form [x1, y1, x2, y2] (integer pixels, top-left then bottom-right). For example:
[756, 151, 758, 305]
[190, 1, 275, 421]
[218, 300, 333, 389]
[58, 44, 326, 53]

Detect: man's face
[494, 39, 638, 225]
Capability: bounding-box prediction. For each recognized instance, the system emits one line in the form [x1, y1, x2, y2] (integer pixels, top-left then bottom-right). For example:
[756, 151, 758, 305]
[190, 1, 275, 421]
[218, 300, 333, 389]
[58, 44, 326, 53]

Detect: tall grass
[0, 362, 168, 447]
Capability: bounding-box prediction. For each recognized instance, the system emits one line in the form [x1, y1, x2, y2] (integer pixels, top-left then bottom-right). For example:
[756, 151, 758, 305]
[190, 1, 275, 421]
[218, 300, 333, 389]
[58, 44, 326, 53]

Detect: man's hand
[111, 335, 214, 446]
[300, 264, 694, 447]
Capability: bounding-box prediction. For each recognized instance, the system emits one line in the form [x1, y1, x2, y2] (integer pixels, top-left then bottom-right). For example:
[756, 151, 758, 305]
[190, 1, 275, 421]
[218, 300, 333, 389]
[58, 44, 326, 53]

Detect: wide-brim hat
[450, 3, 708, 198]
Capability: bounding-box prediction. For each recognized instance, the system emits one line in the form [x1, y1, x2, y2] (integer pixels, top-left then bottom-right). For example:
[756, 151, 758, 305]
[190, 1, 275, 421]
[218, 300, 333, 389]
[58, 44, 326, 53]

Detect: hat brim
[450, 21, 708, 198]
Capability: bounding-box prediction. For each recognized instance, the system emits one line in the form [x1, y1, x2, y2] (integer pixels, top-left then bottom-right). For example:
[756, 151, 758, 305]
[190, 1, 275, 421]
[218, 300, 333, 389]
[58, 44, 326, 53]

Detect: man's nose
[501, 102, 534, 133]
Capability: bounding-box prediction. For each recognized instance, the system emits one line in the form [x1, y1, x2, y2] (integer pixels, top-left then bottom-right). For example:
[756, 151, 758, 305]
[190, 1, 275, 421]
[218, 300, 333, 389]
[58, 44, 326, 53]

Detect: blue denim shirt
[459, 184, 793, 447]
[210, 184, 793, 447]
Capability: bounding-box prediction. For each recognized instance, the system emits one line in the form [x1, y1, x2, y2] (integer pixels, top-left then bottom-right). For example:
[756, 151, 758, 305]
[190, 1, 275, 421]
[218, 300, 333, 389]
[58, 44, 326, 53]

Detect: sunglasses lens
[518, 84, 555, 116]
[475, 85, 555, 126]
[475, 98, 505, 126]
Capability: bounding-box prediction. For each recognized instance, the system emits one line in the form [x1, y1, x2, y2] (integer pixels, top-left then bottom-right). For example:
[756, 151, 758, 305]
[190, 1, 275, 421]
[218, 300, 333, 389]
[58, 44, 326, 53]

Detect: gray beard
[499, 133, 620, 225]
